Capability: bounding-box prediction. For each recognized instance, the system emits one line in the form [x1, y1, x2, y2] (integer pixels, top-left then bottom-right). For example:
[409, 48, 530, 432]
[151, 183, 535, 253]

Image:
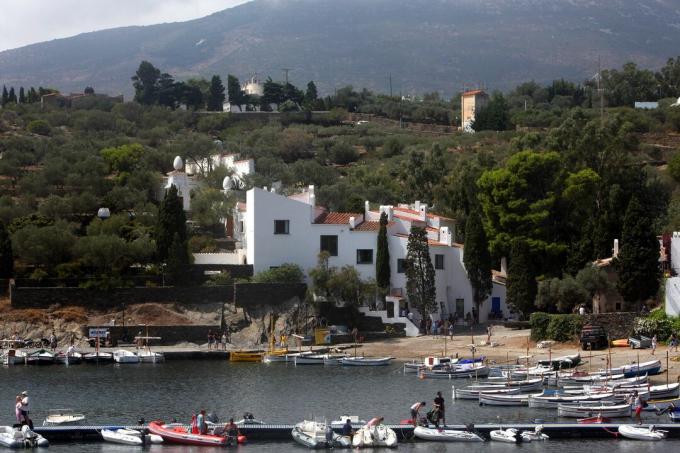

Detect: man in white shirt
[20, 391, 31, 428]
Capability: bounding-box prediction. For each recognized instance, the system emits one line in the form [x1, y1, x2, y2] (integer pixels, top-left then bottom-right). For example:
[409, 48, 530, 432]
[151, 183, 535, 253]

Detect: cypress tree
[0, 220, 13, 278]
[28, 87, 38, 103]
[8, 87, 16, 103]
[616, 196, 660, 309]
[506, 238, 537, 318]
[375, 212, 391, 290]
[166, 233, 190, 285]
[207, 75, 225, 111]
[405, 226, 436, 317]
[1, 86, 8, 106]
[18, 87, 25, 104]
[227, 75, 244, 111]
[463, 209, 492, 320]
[156, 185, 187, 261]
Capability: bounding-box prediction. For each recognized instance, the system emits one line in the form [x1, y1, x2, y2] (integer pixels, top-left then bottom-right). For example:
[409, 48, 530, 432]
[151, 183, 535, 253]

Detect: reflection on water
[1, 360, 676, 452]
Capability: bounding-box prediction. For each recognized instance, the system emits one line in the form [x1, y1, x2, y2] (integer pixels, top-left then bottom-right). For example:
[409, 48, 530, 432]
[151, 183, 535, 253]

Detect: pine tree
[405, 226, 436, 317]
[1, 85, 7, 106]
[616, 196, 660, 309]
[227, 75, 244, 111]
[463, 209, 492, 320]
[375, 212, 391, 290]
[8, 87, 16, 104]
[18, 87, 25, 104]
[156, 185, 187, 261]
[506, 238, 537, 318]
[166, 233, 190, 285]
[207, 75, 225, 111]
[0, 220, 13, 278]
[304, 81, 318, 108]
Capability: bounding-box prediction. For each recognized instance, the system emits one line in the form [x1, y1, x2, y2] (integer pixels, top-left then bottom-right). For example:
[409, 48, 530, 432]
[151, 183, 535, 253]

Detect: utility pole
[281, 68, 292, 84]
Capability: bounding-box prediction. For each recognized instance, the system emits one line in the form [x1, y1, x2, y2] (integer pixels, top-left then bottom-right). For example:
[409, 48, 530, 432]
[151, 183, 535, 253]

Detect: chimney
[500, 257, 508, 277]
[349, 216, 357, 229]
[263, 186, 268, 192]
[364, 200, 370, 217]
[308, 185, 315, 204]
[613, 239, 619, 258]
[420, 203, 428, 222]
[310, 194, 316, 222]
[414, 200, 421, 212]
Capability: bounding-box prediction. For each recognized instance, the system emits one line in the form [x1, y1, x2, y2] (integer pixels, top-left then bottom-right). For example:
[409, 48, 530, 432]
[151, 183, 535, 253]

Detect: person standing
[487, 325, 492, 345]
[651, 334, 657, 355]
[49, 332, 57, 351]
[410, 401, 426, 426]
[207, 329, 214, 350]
[433, 391, 445, 427]
[632, 391, 643, 425]
[221, 332, 227, 351]
[671, 332, 679, 353]
[15, 396, 24, 425]
[20, 391, 32, 428]
[197, 410, 207, 434]
[448, 322, 454, 340]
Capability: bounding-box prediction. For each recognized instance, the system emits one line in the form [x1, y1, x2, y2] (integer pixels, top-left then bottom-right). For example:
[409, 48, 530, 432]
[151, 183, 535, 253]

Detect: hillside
[1, 0, 679, 97]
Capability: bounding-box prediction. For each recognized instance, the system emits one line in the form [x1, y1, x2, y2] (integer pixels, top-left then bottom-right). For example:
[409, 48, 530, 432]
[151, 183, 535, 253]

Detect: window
[320, 235, 338, 256]
[397, 259, 407, 273]
[435, 254, 444, 270]
[356, 249, 373, 264]
[615, 302, 622, 311]
[274, 220, 289, 234]
[239, 221, 244, 233]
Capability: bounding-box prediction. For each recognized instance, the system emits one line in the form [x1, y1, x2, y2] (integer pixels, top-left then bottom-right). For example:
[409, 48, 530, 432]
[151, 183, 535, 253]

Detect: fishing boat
[1, 349, 27, 365]
[578, 415, 611, 424]
[413, 426, 484, 442]
[340, 356, 392, 366]
[26, 349, 55, 365]
[55, 351, 82, 365]
[404, 356, 456, 372]
[618, 425, 667, 440]
[148, 421, 228, 446]
[43, 409, 86, 426]
[293, 354, 327, 365]
[0, 425, 49, 448]
[617, 383, 680, 400]
[113, 349, 140, 364]
[479, 392, 540, 406]
[538, 353, 581, 370]
[82, 351, 114, 364]
[520, 425, 549, 441]
[557, 403, 632, 418]
[453, 386, 521, 400]
[528, 392, 616, 409]
[135, 332, 165, 363]
[489, 428, 518, 443]
[420, 363, 489, 379]
[229, 351, 264, 362]
[101, 428, 163, 446]
[323, 354, 349, 366]
[610, 360, 662, 377]
[351, 422, 398, 448]
[644, 397, 680, 412]
[291, 420, 351, 449]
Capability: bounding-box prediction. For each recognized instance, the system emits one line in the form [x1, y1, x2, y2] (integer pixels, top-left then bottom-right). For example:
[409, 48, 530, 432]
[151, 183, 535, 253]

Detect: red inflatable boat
[148, 421, 229, 446]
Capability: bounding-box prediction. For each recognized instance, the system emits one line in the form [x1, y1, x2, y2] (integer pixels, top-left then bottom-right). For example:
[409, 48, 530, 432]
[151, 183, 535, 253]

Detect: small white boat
[102, 428, 163, 445]
[1, 349, 27, 366]
[453, 386, 520, 400]
[352, 423, 397, 448]
[291, 420, 350, 448]
[43, 408, 86, 426]
[610, 360, 662, 377]
[538, 353, 581, 370]
[323, 354, 349, 366]
[83, 351, 114, 364]
[520, 425, 549, 441]
[618, 424, 667, 440]
[137, 350, 165, 363]
[421, 364, 489, 379]
[413, 426, 483, 442]
[340, 356, 392, 366]
[293, 354, 327, 365]
[557, 403, 631, 418]
[113, 349, 140, 364]
[479, 393, 540, 407]
[404, 356, 455, 372]
[55, 351, 82, 365]
[618, 383, 680, 400]
[529, 392, 616, 409]
[490, 428, 518, 443]
[26, 349, 55, 365]
[0, 425, 49, 448]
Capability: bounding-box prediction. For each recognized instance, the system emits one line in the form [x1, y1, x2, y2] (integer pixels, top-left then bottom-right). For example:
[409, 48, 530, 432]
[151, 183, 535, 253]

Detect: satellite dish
[97, 207, 111, 219]
[222, 176, 233, 191]
[173, 156, 183, 171]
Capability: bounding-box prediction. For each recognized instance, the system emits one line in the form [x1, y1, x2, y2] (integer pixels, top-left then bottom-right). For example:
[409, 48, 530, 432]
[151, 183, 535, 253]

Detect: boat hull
[618, 425, 667, 440]
[340, 357, 392, 366]
[413, 426, 483, 442]
[557, 403, 632, 418]
[229, 351, 264, 362]
[148, 422, 227, 446]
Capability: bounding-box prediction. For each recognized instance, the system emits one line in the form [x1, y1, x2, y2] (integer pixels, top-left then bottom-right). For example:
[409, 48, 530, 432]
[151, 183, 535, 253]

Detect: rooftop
[314, 212, 362, 225]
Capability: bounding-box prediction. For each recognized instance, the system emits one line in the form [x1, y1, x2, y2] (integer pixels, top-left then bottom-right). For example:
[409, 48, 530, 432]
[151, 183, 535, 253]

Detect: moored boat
[413, 426, 483, 442]
[610, 360, 662, 378]
[43, 408, 86, 426]
[489, 428, 518, 443]
[101, 428, 144, 446]
[352, 422, 397, 448]
[113, 349, 140, 364]
[340, 356, 392, 366]
[148, 421, 228, 446]
[55, 351, 82, 365]
[0, 425, 49, 448]
[538, 353, 581, 370]
[578, 415, 611, 424]
[293, 354, 327, 365]
[138, 350, 165, 363]
[557, 403, 632, 418]
[528, 392, 616, 409]
[617, 383, 680, 400]
[291, 420, 351, 449]
[479, 392, 539, 407]
[644, 397, 680, 412]
[82, 351, 114, 364]
[1, 349, 27, 366]
[520, 425, 549, 441]
[453, 386, 520, 400]
[618, 424, 667, 440]
[229, 351, 264, 362]
[421, 364, 489, 379]
[26, 349, 55, 365]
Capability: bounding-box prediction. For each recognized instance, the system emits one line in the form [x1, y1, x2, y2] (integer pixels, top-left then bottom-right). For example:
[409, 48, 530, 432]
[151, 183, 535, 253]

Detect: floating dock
[33, 422, 680, 443]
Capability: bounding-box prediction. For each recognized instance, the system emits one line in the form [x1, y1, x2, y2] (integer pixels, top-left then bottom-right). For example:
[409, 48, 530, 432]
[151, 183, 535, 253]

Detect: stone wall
[234, 283, 307, 309]
[84, 324, 221, 345]
[582, 312, 639, 340]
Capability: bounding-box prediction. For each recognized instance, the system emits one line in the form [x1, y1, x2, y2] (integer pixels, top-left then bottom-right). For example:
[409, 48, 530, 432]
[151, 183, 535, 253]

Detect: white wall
[666, 277, 680, 317]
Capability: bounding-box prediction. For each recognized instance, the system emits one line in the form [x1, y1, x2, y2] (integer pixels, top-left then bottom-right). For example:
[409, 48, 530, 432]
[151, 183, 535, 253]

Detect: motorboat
[479, 392, 540, 406]
[528, 392, 616, 409]
[1, 349, 27, 366]
[26, 349, 55, 365]
[229, 351, 264, 362]
[101, 428, 160, 446]
[340, 356, 392, 366]
[453, 386, 520, 400]
[413, 426, 483, 442]
[538, 353, 581, 370]
[520, 425, 549, 441]
[610, 360, 662, 378]
[291, 420, 351, 449]
[0, 425, 49, 448]
[557, 403, 632, 418]
[489, 428, 518, 443]
[82, 351, 114, 364]
[113, 349, 140, 364]
[404, 356, 455, 372]
[138, 350, 165, 363]
[43, 408, 86, 426]
[420, 364, 489, 379]
[236, 412, 266, 425]
[618, 424, 667, 440]
[55, 351, 82, 365]
[148, 421, 228, 446]
[351, 422, 398, 448]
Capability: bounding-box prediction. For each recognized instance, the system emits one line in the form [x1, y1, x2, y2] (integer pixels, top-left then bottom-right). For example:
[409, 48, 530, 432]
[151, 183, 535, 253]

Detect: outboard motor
[206, 413, 219, 424]
[243, 412, 255, 421]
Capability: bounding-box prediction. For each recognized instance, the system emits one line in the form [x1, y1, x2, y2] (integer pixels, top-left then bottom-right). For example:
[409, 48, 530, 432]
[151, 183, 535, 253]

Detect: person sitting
[341, 418, 353, 438]
[224, 418, 239, 443]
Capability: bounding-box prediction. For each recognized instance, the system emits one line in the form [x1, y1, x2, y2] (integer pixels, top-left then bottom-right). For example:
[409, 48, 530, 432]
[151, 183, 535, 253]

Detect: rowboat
[557, 403, 631, 418]
[291, 420, 351, 449]
[578, 415, 611, 424]
[229, 351, 264, 362]
[293, 354, 327, 365]
[148, 421, 228, 447]
[538, 353, 581, 370]
[528, 392, 616, 409]
[479, 392, 541, 406]
[340, 356, 392, 366]
[617, 383, 680, 400]
[113, 349, 140, 364]
[404, 356, 455, 372]
[609, 360, 662, 377]
[323, 354, 349, 365]
[43, 409, 86, 426]
[520, 425, 549, 441]
[26, 349, 55, 365]
[138, 350, 165, 363]
[413, 426, 484, 442]
[421, 364, 489, 379]
[453, 386, 521, 400]
[618, 425, 667, 440]
[644, 397, 680, 412]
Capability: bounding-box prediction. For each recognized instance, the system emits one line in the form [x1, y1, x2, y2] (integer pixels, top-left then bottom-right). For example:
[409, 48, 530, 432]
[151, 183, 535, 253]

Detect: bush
[204, 272, 233, 286]
[252, 263, 304, 283]
[330, 141, 359, 165]
[26, 119, 51, 136]
[633, 310, 674, 341]
[530, 312, 551, 341]
[546, 314, 583, 342]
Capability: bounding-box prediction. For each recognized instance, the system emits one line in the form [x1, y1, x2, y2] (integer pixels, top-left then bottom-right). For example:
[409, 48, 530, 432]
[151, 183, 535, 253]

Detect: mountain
[1, 0, 679, 98]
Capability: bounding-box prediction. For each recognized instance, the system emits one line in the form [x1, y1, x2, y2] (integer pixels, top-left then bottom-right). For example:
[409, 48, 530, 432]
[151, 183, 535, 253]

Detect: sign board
[89, 328, 109, 338]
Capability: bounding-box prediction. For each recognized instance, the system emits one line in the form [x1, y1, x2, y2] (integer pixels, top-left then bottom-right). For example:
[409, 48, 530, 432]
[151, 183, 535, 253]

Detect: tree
[506, 238, 537, 318]
[0, 220, 13, 278]
[463, 210, 492, 320]
[375, 212, 391, 290]
[101, 143, 144, 173]
[253, 263, 304, 283]
[178, 82, 204, 110]
[616, 196, 660, 309]
[669, 153, 680, 183]
[191, 188, 233, 230]
[132, 61, 161, 105]
[657, 56, 680, 98]
[405, 226, 436, 317]
[329, 141, 359, 165]
[206, 75, 225, 111]
[472, 92, 511, 131]
[18, 87, 25, 104]
[304, 81, 318, 108]
[261, 77, 285, 108]
[156, 185, 186, 261]
[227, 75, 244, 111]
[1, 86, 7, 106]
[165, 233, 190, 285]
[8, 87, 16, 104]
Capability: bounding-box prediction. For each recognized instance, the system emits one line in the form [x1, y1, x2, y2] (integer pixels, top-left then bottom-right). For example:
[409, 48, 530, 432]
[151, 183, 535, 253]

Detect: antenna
[280, 68, 292, 84]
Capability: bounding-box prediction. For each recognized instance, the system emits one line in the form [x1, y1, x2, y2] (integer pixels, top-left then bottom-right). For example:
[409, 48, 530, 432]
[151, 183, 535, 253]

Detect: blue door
[492, 297, 501, 313]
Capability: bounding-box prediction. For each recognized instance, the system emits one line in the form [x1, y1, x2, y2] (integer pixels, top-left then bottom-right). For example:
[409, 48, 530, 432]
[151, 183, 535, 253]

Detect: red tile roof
[353, 221, 380, 231]
[314, 212, 362, 225]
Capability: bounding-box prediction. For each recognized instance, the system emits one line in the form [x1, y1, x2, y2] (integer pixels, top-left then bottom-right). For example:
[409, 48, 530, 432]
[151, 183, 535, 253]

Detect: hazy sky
[0, 0, 251, 51]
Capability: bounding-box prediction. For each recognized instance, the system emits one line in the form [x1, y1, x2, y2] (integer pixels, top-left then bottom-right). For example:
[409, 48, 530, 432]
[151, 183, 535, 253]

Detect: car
[580, 324, 608, 350]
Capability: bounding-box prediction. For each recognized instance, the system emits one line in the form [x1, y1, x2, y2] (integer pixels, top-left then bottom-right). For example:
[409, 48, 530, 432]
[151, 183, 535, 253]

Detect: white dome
[97, 207, 111, 219]
[173, 156, 183, 171]
[222, 176, 233, 190]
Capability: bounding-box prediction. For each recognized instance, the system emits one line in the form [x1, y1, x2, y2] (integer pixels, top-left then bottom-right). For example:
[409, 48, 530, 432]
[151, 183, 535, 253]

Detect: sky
[0, 0, 251, 51]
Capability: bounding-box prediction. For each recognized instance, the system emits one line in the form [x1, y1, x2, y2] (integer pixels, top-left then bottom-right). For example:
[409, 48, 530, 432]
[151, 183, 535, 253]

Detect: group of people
[207, 329, 230, 351]
[192, 410, 240, 441]
[410, 391, 446, 428]
[14, 391, 32, 428]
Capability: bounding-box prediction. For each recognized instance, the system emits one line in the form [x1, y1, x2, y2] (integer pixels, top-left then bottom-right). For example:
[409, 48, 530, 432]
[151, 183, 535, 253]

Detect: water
[1, 360, 676, 452]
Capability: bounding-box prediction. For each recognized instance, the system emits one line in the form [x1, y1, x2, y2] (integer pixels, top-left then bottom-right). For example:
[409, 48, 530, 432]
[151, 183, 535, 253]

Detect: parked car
[580, 324, 608, 350]
[628, 335, 652, 349]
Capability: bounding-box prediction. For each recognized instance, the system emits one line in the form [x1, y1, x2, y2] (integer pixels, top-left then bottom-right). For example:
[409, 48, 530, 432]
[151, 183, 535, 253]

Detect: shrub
[633, 311, 674, 341]
[530, 312, 551, 341]
[26, 119, 51, 136]
[252, 263, 304, 283]
[546, 314, 583, 342]
[204, 271, 233, 286]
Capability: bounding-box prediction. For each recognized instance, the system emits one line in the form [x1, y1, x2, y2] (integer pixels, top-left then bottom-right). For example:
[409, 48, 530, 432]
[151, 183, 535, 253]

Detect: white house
[241, 185, 508, 329]
[666, 232, 680, 316]
[159, 156, 201, 211]
[185, 152, 255, 182]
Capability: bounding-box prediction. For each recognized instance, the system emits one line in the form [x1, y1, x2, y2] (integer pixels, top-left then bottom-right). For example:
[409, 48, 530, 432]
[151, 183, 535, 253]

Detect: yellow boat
[229, 351, 264, 362]
[611, 339, 629, 347]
